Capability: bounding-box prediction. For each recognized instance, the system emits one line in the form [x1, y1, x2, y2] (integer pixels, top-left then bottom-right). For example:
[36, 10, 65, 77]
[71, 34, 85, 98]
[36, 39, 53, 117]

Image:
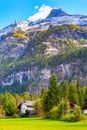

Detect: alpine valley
[0, 5, 87, 94]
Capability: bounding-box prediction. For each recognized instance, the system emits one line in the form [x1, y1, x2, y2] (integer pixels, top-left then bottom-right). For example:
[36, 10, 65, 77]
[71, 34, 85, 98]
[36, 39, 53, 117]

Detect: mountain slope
[0, 24, 87, 94]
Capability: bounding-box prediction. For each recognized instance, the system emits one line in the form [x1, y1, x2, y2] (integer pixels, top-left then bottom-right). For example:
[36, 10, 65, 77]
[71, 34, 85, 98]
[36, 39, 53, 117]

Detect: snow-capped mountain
[28, 5, 52, 22]
[0, 5, 87, 37]
[28, 5, 87, 27]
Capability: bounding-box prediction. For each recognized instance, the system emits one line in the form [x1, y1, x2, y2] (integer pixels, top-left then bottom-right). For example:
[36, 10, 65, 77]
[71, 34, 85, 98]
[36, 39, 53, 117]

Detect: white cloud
[35, 6, 39, 9]
[28, 4, 52, 22]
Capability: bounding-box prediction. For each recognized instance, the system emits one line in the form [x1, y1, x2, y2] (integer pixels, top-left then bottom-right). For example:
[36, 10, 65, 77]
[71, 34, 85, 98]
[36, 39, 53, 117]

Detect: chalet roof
[23, 101, 35, 107]
[18, 100, 35, 109]
[69, 102, 78, 108]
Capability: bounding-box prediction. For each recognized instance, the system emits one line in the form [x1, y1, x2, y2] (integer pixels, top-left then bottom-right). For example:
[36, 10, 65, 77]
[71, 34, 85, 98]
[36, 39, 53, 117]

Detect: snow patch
[28, 4, 52, 22]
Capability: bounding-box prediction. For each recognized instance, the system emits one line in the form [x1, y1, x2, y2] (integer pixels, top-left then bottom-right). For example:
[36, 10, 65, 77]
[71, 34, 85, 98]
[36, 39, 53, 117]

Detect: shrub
[72, 107, 82, 122]
[50, 106, 59, 120]
[61, 115, 73, 122]
[13, 30, 27, 40]
[50, 104, 63, 120]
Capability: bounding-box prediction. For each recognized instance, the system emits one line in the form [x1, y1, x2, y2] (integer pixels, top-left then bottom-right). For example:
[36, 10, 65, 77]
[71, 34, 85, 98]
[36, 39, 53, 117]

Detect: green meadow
[0, 118, 87, 130]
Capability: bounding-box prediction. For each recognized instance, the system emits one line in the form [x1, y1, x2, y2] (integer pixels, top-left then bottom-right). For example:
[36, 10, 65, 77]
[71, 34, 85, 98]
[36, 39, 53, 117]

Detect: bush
[61, 115, 73, 122]
[72, 107, 82, 122]
[50, 100, 70, 120]
[50, 106, 59, 120]
[13, 30, 27, 40]
[50, 104, 62, 120]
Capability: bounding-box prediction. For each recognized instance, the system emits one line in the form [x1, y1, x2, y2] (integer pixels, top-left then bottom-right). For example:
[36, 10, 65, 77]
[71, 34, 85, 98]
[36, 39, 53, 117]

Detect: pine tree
[42, 73, 61, 113]
[84, 86, 87, 106]
[68, 81, 79, 105]
[61, 80, 69, 99]
[40, 86, 45, 98]
[76, 79, 84, 107]
[48, 73, 61, 109]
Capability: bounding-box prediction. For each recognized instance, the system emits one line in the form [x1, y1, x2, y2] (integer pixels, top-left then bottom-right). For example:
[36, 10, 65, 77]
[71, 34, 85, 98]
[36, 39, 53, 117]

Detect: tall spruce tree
[68, 81, 79, 105]
[84, 86, 87, 106]
[61, 80, 69, 99]
[76, 79, 84, 107]
[42, 73, 61, 112]
[48, 73, 61, 109]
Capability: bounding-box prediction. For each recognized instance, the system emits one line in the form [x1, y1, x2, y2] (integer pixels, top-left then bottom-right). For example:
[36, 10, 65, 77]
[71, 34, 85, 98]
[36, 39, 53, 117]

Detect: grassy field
[0, 118, 87, 130]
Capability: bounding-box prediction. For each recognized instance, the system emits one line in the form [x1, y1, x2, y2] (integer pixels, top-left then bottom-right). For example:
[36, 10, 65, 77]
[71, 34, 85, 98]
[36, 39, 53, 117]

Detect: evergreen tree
[61, 80, 69, 99]
[68, 81, 79, 105]
[41, 91, 51, 113]
[42, 73, 61, 113]
[21, 92, 30, 101]
[76, 79, 84, 107]
[48, 73, 61, 109]
[84, 86, 87, 106]
[40, 86, 45, 98]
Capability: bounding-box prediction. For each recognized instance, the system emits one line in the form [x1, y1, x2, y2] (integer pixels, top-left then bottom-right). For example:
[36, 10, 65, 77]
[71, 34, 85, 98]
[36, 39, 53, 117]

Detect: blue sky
[0, 0, 87, 29]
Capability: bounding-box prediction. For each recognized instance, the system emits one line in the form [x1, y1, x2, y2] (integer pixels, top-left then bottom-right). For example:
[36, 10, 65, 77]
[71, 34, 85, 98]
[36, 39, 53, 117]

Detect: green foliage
[34, 98, 42, 117]
[0, 105, 5, 116]
[0, 81, 30, 94]
[3, 92, 18, 116]
[68, 81, 79, 105]
[48, 73, 61, 108]
[76, 79, 84, 107]
[40, 86, 45, 98]
[61, 115, 73, 122]
[79, 39, 87, 45]
[0, 94, 4, 105]
[41, 91, 51, 117]
[13, 30, 27, 40]
[41, 73, 61, 117]
[72, 107, 82, 122]
[50, 106, 59, 120]
[0, 24, 87, 84]
[83, 86, 87, 106]
[21, 92, 30, 101]
[61, 80, 69, 99]
[47, 47, 87, 68]
[50, 100, 70, 120]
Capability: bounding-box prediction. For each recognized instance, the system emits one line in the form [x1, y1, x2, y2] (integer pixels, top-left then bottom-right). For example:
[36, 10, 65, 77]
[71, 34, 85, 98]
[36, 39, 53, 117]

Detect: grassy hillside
[0, 118, 87, 130]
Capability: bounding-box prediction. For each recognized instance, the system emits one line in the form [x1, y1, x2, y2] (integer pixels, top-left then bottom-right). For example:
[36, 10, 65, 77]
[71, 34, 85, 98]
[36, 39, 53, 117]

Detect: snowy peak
[1, 4, 87, 37]
[46, 8, 69, 19]
[28, 5, 52, 22]
[28, 5, 69, 23]
[28, 5, 87, 28]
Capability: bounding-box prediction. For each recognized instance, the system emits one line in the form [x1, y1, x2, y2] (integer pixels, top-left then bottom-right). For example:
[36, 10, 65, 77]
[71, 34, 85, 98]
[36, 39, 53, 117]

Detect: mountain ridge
[1, 5, 87, 37]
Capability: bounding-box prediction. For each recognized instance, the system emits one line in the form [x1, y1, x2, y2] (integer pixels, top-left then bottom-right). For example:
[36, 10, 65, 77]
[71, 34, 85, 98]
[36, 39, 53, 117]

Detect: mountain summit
[28, 5, 68, 22]
[28, 5, 52, 22]
[28, 5, 87, 27]
[46, 8, 69, 18]
[0, 5, 87, 38]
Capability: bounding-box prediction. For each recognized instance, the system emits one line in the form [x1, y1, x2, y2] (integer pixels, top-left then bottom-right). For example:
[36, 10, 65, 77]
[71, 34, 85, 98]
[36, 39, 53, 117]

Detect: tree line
[34, 73, 87, 121]
[0, 73, 87, 121]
